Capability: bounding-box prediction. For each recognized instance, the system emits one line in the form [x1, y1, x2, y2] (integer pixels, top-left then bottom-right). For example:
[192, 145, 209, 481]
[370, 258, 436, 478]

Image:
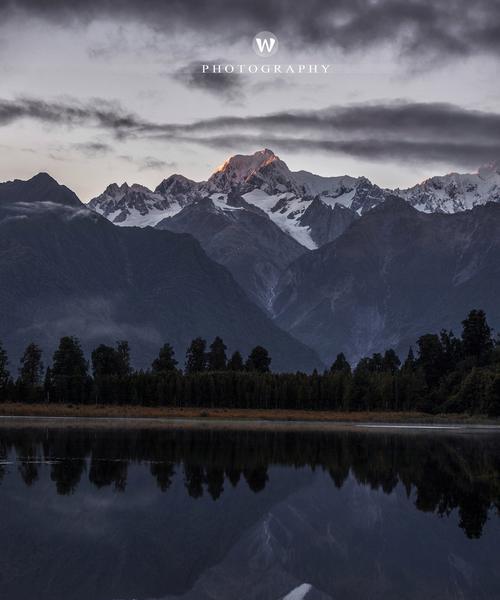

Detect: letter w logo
[255, 37, 276, 54]
[253, 32, 278, 57]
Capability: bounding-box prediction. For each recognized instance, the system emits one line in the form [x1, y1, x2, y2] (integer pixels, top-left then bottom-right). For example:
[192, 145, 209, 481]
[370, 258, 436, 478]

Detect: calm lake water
[0, 420, 499, 600]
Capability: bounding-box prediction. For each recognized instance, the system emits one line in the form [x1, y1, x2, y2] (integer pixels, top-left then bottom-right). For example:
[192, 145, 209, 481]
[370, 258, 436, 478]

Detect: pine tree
[185, 338, 207, 374]
[19, 343, 44, 387]
[92, 341, 131, 378]
[116, 340, 132, 376]
[461, 309, 493, 362]
[152, 343, 178, 373]
[402, 347, 416, 373]
[439, 329, 462, 371]
[245, 346, 271, 373]
[348, 363, 371, 411]
[91, 344, 119, 378]
[382, 349, 401, 374]
[416, 333, 445, 387]
[227, 351, 244, 371]
[330, 353, 351, 374]
[207, 337, 227, 371]
[52, 336, 88, 403]
[367, 353, 384, 373]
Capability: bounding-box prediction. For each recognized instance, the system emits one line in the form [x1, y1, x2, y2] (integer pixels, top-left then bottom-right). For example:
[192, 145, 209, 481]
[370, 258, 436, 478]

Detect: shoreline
[0, 403, 498, 431]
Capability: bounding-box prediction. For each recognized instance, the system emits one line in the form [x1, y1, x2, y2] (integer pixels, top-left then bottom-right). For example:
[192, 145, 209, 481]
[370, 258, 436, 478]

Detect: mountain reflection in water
[0, 424, 499, 600]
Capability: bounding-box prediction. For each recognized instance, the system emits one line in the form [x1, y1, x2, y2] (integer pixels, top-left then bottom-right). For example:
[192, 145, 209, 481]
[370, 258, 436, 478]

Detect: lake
[0, 419, 499, 600]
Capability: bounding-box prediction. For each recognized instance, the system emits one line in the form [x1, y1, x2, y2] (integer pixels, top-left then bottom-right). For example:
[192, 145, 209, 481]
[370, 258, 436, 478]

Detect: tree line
[0, 309, 499, 415]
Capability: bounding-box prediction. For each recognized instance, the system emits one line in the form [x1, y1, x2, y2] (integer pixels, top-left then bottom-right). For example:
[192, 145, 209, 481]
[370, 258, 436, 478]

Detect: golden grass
[0, 402, 496, 425]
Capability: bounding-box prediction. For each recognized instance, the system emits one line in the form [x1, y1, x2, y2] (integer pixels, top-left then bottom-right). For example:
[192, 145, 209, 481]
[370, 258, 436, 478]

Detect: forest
[0, 309, 499, 416]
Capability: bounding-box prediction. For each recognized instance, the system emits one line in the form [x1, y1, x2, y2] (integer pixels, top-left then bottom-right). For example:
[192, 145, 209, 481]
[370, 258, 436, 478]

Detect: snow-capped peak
[88, 150, 386, 247]
[154, 173, 199, 196]
[396, 162, 500, 213]
[100, 182, 152, 198]
[207, 149, 296, 193]
[87, 150, 500, 249]
[213, 148, 278, 179]
[89, 176, 201, 227]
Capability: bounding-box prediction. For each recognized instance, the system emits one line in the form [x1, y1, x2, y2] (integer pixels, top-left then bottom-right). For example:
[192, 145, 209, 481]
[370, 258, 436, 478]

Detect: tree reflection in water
[0, 426, 499, 539]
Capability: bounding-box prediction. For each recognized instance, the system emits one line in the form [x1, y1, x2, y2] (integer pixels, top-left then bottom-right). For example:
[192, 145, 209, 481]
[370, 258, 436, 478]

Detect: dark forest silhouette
[0, 309, 499, 415]
[1, 426, 499, 539]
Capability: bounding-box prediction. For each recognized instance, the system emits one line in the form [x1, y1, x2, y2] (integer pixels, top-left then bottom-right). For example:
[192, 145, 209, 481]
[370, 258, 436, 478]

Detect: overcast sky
[0, 0, 499, 200]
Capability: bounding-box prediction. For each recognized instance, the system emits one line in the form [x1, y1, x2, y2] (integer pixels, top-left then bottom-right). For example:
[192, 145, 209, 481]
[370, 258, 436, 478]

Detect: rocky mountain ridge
[88, 150, 500, 250]
[0, 172, 321, 371]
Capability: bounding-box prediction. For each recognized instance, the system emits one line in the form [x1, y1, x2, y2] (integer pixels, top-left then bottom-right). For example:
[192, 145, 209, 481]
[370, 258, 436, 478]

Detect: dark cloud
[182, 134, 500, 169]
[163, 101, 500, 137]
[2, 95, 500, 168]
[4, 97, 500, 146]
[72, 142, 112, 157]
[137, 156, 174, 171]
[171, 102, 500, 143]
[173, 60, 244, 101]
[1, 0, 500, 61]
[0, 97, 146, 133]
[118, 154, 176, 171]
[156, 102, 500, 167]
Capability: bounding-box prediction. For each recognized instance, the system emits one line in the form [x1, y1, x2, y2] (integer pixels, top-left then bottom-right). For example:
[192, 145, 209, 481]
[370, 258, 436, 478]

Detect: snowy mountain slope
[88, 175, 202, 227]
[88, 150, 500, 249]
[157, 190, 308, 311]
[88, 150, 386, 247]
[396, 161, 500, 213]
[241, 188, 318, 250]
[204, 150, 386, 248]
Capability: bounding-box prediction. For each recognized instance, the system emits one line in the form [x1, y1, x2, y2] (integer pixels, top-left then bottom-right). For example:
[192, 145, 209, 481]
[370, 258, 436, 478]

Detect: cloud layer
[2, 0, 500, 62]
[1, 96, 499, 168]
[0, 97, 140, 132]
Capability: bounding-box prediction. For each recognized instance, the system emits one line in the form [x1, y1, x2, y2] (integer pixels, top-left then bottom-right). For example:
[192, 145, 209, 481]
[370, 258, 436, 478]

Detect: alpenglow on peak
[214, 149, 278, 174]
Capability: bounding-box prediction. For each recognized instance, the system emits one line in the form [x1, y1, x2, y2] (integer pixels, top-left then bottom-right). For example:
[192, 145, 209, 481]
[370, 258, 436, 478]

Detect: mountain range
[1, 150, 500, 370]
[89, 150, 500, 317]
[274, 197, 500, 364]
[90, 149, 500, 246]
[0, 172, 320, 371]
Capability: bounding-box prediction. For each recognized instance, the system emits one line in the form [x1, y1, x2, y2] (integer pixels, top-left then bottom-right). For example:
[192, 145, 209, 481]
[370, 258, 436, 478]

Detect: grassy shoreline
[0, 402, 498, 426]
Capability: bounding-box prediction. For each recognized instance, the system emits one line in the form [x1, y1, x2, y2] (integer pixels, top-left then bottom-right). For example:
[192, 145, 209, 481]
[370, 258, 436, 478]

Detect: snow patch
[243, 189, 317, 249]
[319, 189, 356, 209]
[209, 193, 244, 212]
[282, 583, 313, 600]
[293, 170, 357, 197]
[101, 205, 182, 227]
